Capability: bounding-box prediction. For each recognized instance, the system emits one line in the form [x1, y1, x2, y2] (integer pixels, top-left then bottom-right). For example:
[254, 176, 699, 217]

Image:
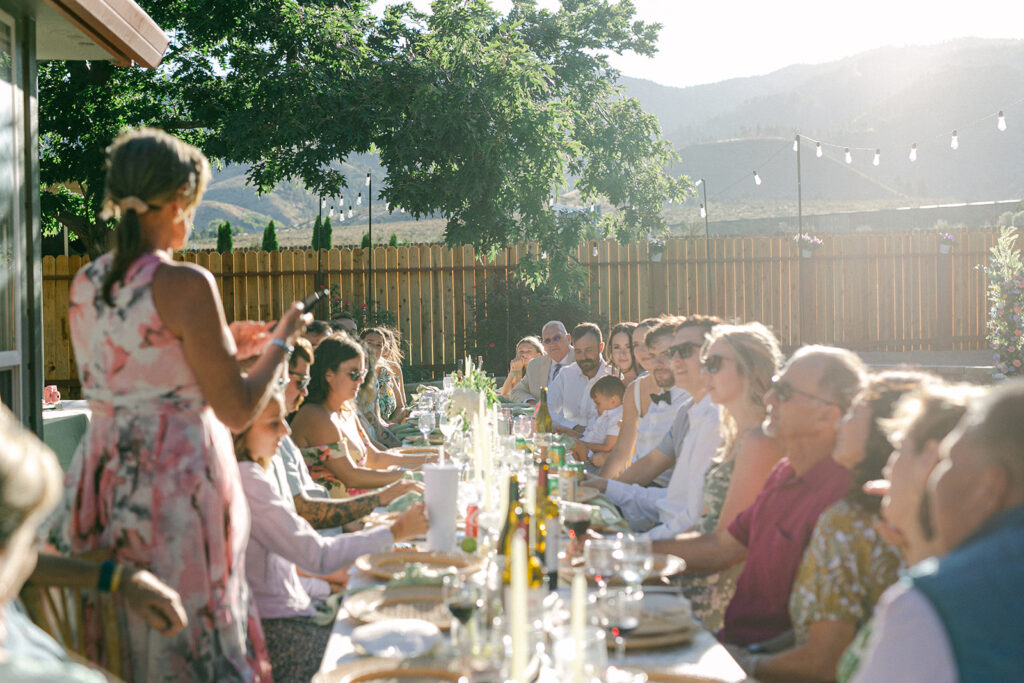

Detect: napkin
[386, 491, 424, 513]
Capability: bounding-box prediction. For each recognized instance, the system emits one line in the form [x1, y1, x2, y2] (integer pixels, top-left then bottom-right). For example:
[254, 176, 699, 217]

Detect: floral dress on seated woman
[376, 364, 398, 420]
[300, 404, 372, 497]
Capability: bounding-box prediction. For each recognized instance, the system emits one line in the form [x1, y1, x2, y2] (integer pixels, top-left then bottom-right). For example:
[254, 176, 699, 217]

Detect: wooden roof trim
[42, 0, 168, 68]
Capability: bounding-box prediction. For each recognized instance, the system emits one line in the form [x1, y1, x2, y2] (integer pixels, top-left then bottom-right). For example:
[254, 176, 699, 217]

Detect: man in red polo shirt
[653, 345, 866, 646]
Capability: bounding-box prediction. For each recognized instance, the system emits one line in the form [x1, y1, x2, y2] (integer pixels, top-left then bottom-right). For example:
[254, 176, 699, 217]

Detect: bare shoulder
[153, 259, 217, 294]
[290, 403, 340, 447]
[736, 430, 783, 465]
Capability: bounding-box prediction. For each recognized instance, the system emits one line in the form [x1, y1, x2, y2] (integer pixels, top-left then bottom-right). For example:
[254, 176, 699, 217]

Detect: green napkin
[386, 491, 424, 512]
[585, 493, 630, 533]
[387, 562, 456, 587]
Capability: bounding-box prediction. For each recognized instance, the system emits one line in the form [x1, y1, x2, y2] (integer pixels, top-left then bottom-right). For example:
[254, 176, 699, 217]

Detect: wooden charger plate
[345, 585, 450, 630]
[615, 619, 699, 651]
[354, 549, 484, 581]
[313, 658, 464, 683]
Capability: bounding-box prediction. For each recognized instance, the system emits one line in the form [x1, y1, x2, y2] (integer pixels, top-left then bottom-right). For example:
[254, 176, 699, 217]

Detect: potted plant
[939, 232, 955, 254]
[794, 233, 824, 258]
[648, 235, 667, 262]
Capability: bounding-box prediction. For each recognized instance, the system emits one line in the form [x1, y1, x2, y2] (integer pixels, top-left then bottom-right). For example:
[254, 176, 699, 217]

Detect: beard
[653, 367, 675, 388]
[577, 357, 599, 374]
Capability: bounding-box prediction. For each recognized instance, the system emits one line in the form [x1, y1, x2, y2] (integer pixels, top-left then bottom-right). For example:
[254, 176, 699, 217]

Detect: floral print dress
[50, 253, 270, 682]
[300, 404, 370, 497]
[376, 365, 398, 420]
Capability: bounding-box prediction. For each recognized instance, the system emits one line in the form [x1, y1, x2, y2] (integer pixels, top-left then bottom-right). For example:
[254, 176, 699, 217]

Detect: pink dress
[51, 252, 271, 682]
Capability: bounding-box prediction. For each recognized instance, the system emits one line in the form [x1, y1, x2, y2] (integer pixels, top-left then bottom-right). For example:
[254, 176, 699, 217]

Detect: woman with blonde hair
[50, 128, 308, 680]
[499, 336, 544, 398]
[668, 321, 785, 631]
[360, 327, 407, 423]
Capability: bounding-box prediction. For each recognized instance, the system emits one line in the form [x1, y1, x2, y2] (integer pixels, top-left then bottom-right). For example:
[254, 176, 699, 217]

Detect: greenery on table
[455, 359, 499, 409]
[39, 0, 689, 292]
[985, 226, 1024, 379]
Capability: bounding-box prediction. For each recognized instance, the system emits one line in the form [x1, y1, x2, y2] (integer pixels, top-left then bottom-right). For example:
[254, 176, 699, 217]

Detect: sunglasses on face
[668, 341, 702, 360]
[701, 354, 734, 374]
[542, 334, 563, 345]
[770, 375, 836, 405]
[348, 369, 368, 382]
[289, 372, 311, 391]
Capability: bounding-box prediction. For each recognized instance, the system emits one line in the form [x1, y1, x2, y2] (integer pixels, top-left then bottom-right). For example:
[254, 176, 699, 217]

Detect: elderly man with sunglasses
[653, 345, 866, 649]
[271, 339, 422, 535]
[586, 316, 723, 532]
[509, 320, 575, 404]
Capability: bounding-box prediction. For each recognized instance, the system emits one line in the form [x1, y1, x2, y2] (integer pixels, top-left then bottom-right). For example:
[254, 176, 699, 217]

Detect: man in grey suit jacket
[510, 320, 575, 404]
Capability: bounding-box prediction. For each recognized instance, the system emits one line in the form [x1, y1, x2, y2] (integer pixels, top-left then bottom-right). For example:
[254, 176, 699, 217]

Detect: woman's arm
[353, 414, 433, 469]
[752, 620, 856, 682]
[152, 262, 308, 431]
[712, 431, 783, 533]
[291, 405, 407, 488]
[597, 379, 640, 478]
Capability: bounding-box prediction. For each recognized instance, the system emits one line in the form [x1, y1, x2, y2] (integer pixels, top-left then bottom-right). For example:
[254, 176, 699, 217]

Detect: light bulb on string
[844, 148, 852, 164]
[694, 178, 703, 186]
[328, 207, 334, 217]
[909, 143, 918, 162]
[753, 171, 762, 186]
[338, 211, 345, 222]
[793, 137, 799, 152]
[950, 130, 959, 150]
[816, 142, 822, 158]
[700, 204, 707, 218]
[873, 149, 881, 166]
[348, 206, 353, 218]
[320, 198, 326, 208]
[998, 111, 1007, 131]
[357, 192, 362, 206]
[365, 172, 371, 187]
[592, 244, 599, 257]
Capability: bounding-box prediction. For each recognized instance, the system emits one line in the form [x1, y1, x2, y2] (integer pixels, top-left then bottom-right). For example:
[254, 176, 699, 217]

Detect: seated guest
[360, 327, 407, 423]
[355, 343, 403, 448]
[290, 335, 433, 496]
[607, 322, 641, 385]
[745, 371, 930, 681]
[548, 322, 611, 435]
[571, 375, 626, 468]
[278, 339, 421, 530]
[379, 327, 409, 417]
[654, 345, 866, 646]
[594, 318, 662, 477]
[304, 320, 332, 349]
[330, 312, 358, 335]
[500, 336, 544, 398]
[588, 316, 728, 530]
[237, 392, 428, 682]
[835, 382, 980, 682]
[853, 380, 1024, 683]
[510, 320, 575, 404]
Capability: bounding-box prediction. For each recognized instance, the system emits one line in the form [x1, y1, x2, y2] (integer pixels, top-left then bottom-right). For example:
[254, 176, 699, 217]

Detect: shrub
[321, 217, 333, 250]
[261, 220, 279, 251]
[361, 231, 372, 249]
[216, 221, 233, 253]
[984, 226, 1024, 379]
[311, 214, 322, 250]
[388, 232, 399, 247]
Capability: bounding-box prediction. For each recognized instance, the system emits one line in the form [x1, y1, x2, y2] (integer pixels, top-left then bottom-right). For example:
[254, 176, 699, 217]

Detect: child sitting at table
[571, 375, 625, 471]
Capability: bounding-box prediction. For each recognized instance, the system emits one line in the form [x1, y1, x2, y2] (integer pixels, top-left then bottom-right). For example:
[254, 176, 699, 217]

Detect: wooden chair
[19, 553, 126, 681]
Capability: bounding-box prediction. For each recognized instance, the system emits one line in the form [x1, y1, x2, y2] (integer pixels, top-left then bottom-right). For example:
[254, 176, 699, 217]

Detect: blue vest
[908, 503, 1024, 683]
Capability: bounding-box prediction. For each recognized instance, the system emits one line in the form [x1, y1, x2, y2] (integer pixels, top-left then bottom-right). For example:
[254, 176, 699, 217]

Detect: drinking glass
[562, 502, 592, 542]
[583, 538, 621, 594]
[615, 534, 654, 590]
[601, 588, 643, 664]
[443, 575, 484, 667]
[438, 412, 462, 442]
[442, 374, 456, 394]
[418, 410, 436, 445]
[512, 415, 533, 441]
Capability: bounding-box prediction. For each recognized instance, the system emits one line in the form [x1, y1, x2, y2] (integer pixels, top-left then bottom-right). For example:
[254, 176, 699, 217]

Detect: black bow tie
[650, 391, 672, 405]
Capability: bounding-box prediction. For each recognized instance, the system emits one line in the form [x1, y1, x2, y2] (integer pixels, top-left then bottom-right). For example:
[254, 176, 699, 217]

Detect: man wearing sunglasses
[271, 339, 422, 535]
[510, 320, 575, 404]
[653, 345, 866, 649]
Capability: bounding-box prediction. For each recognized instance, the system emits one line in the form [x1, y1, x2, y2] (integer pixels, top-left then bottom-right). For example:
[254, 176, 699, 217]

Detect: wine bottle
[535, 386, 553, 434]
[496, 476, 520, 557]
[502, 521, 544, 587]
[536, 464, 561, 589]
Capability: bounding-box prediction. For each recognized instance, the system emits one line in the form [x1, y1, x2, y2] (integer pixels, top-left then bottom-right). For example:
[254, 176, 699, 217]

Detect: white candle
[510, 533, 528, 682]
[571, 572, 586, 683]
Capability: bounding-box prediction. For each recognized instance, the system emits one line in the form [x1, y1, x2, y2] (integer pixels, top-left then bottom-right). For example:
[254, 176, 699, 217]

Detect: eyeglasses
[770, 375, 836, 405]
[668, 341, 701, 360]
[289, 372, 311, 391]
[542, 334, 563, 345]
[348, 369, 368, 382]
[701, 354, 734, 374]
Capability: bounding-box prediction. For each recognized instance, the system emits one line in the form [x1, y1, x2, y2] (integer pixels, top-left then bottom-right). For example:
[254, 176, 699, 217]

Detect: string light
[592, 244, 599, 257]
[998, 111, 1007, 131]
[873, 149, 881, 166]
[792, 138, 799, 152]
[328, 206, 334, 217]
[815, 142, 822, 158]
[700, 204, 707, 218]
[909, 143, 918, 162]
[844, 148, 852, 164]
[357, 192, 363, 206]
[348, 206, 353, 218]
[365, 172, 371, 187]
[950, 130, 959, 150]
[753, 171, 762, 186]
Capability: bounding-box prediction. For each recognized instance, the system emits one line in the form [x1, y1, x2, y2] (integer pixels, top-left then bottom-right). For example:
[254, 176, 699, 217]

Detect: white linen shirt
[581, 405, 623, 459]
[547, 359, 611, 430]
[240, 460, 393, 619]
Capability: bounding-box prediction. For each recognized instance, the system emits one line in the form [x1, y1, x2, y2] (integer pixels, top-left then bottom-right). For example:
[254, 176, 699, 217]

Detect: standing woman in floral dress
[50, 128, 309, 682]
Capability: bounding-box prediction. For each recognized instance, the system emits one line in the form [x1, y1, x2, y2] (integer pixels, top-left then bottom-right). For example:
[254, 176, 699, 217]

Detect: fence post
[799, 251, 817, 345]
[937, 242, 954, 350]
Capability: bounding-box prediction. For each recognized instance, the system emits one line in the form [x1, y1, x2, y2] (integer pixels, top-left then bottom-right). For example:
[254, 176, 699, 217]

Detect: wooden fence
[42, 227, 1001, 391]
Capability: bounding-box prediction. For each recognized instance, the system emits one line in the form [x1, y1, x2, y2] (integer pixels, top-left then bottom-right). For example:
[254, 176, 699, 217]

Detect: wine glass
[602, 588, 643, 664]
[443, 575, 484, 667]
[512, 415, 533, 441]
[418, 410, 436, 446]
[615, 534, 654, 591]
[438, 412, 462, 442]
[562, 502, 592, 542]
[442, 373, 456, 394]
[583, 538, 620, 595]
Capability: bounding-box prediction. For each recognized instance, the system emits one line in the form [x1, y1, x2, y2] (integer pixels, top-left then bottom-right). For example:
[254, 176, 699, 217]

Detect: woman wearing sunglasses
[290, 335, 434, 496]
[668, 322, 785, 632]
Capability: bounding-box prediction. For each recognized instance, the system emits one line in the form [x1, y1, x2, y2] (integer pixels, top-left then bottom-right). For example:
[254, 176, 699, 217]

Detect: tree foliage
[320, 217, 333, 250]
[311, 214, 322, 251]
[40, 0, 690, 294]
[985, 226, 1024, 378]
[261, 220, 280, 251]
[216, 221, 233, 253]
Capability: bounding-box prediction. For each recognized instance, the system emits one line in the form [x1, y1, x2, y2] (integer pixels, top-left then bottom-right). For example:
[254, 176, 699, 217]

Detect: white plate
[350, 618, 441, 659]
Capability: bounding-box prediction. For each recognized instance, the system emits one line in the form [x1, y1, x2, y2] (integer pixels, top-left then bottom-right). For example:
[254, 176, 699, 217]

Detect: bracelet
[97, 560, 116, 592]
[269, 338, 294, 356]
[110, 564, 125, 593]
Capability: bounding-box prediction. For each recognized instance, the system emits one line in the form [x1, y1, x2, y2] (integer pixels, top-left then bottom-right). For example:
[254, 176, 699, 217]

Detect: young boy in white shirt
[571, 375, 625, 471]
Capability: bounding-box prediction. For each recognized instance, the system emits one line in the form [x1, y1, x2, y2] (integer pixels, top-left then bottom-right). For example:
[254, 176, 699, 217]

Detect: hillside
[192, 38, 1024, 242]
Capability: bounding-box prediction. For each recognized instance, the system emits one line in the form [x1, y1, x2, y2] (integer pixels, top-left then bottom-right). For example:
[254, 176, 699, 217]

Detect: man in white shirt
[585, 317, 723, 533]
[548, 322, 611, 435]
[510, 320, 574, 403]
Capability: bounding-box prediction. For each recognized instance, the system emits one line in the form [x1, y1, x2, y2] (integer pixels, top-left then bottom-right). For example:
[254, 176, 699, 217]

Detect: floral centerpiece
[794, 233, 824, 257]
[984, 227, 1024, 379]
[939, 232, 955, 254]
[451, 356, 499, 417]
[647, 234, 667, 262]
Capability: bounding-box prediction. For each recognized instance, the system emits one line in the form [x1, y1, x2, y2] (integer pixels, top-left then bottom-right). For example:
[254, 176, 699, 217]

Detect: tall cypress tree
[311, 214, 322, 251]
[216, 221, 233, 253]
[361, 231, 372, 249]
[320, 217, 333, 250]
[261, 220, 280, 251]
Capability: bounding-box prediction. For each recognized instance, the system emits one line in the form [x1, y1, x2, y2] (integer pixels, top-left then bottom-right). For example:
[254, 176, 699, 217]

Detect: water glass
[583, 538, 621, 594]
[600, 588, 643, 664]
[550, 624, 608, 681]
[615, 534, 654, 589]
[513, 414, 533, 441]
[443, 374, 456, 393]
[443, 575, 485, 666]
[418, 410, 436, 444]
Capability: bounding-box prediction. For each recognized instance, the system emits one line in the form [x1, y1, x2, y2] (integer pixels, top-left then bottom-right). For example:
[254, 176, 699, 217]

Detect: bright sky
[373, 0, 1024, 88]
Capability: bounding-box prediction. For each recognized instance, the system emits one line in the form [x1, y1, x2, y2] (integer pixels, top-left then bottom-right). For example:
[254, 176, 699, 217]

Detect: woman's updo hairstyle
[100, 127, 211, 306]
[307, 334, 365, 405]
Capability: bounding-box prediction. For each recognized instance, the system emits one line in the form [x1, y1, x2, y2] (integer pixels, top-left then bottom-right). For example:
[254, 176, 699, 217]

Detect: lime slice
[460, 537, 478, 553]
